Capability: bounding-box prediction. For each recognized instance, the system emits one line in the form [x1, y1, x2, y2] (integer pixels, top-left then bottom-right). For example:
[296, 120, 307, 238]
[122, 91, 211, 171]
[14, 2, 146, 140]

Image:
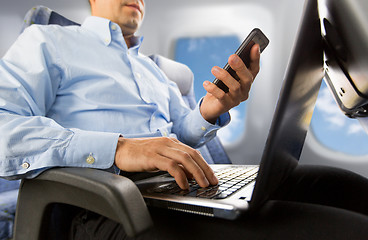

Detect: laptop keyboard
[151, 166, 258, 199]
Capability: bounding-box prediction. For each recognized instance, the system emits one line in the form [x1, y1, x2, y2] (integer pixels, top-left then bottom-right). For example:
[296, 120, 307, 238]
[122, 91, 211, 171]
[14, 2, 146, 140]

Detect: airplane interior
[1, 0, 368, 239]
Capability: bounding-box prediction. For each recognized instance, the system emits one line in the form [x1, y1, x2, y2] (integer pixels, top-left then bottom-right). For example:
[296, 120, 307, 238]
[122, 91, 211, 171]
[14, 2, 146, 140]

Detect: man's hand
[200, 44, 261, 123]
[114, 137, 218, 189]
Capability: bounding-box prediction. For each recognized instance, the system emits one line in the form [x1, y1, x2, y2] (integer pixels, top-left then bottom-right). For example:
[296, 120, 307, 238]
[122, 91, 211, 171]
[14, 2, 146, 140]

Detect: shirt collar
[81, 16, 143, 52]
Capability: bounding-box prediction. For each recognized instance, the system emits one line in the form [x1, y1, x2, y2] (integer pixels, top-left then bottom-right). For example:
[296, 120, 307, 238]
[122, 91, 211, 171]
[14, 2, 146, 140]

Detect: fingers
[152, 155, 192, 189]
[207, 63, 248, 104]
[114, 137, 218, 190]
[211, 66, 242, 95]
[205, 44, 261, 102]
[161, 138, 218, 187]
[248, 44, 261, 78]
[228, 44, 260, 79]
[228, 44, 260, 83]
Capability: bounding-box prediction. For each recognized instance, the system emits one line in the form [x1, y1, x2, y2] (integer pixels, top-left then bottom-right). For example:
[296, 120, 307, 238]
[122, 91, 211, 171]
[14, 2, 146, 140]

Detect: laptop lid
[249, 0, 324, 209]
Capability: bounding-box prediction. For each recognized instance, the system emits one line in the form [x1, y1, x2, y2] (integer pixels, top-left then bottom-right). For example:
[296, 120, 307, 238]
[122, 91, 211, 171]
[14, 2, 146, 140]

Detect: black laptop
[135, 0, 325, 220]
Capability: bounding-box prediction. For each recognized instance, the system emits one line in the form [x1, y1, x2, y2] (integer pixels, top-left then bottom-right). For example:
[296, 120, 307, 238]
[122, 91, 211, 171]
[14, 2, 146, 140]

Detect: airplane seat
[2, 5, 230, 240]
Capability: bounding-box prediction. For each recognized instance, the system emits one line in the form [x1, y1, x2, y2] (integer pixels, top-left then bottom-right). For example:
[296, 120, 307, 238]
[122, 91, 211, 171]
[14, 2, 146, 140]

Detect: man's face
[91, 0, 145, 36]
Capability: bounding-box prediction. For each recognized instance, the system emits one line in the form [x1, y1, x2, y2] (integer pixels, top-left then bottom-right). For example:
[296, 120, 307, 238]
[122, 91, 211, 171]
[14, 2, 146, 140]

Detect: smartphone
[212, 28, 269, 93]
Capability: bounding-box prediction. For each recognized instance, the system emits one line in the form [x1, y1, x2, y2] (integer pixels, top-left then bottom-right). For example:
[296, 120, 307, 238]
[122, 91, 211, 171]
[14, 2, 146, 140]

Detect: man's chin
[121, 20, 141, 33]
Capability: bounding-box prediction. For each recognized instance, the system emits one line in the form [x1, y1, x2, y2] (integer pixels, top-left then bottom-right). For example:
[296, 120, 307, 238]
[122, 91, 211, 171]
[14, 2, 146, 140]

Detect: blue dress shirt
[0, 17, 229, 179]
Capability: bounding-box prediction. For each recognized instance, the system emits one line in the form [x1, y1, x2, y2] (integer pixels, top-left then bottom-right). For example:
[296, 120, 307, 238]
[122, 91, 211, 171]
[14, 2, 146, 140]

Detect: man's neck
[124, 34, 135, 48]
[123, 33, 141, 49]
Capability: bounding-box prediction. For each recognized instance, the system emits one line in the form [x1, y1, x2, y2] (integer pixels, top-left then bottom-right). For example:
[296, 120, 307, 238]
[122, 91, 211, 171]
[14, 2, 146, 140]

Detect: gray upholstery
[14, 168, 152, 239]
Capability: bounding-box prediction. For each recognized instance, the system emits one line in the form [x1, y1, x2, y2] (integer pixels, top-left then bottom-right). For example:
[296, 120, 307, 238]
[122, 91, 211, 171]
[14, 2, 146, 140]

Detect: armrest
[13, 168, 153, 239]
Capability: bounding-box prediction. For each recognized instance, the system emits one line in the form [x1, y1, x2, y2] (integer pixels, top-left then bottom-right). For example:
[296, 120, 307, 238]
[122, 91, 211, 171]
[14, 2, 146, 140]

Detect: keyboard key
[231, 185, 243, 190]
[218, 186, 229, 191]
[221, 183, 234, 188]
[214, 192, 230, 199]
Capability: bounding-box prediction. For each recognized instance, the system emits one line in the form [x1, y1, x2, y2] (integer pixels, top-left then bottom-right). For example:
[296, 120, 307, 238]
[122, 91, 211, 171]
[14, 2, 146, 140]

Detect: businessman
[0, 0, 260, 238]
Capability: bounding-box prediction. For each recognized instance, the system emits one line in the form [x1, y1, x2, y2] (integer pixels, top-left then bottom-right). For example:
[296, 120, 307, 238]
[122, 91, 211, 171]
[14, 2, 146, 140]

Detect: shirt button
[111, 25, 117, 31]
[201, 126, 207, 131]
[163, 131, 168, 137]
[86, 154, 95, 164]
[21, 162, 30, 169]
[136, 73, 142, 79]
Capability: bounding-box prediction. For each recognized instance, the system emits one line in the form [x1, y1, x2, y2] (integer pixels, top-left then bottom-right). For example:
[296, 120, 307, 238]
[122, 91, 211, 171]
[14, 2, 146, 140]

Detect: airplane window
[311, 80, 368, 155]
[174, 35, 246, 145]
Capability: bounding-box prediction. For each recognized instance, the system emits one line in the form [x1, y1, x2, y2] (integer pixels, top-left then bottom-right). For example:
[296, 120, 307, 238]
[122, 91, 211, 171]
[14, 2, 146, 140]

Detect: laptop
[134, 0, 325, 220]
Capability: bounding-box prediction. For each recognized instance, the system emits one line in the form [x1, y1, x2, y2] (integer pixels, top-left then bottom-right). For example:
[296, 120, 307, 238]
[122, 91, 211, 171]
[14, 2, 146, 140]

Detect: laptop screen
[250, 0, 325, 208]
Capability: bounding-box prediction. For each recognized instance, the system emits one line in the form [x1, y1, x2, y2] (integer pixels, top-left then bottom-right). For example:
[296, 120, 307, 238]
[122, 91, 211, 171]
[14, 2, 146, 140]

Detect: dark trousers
[69, 210, 156, 240]
[69, 165, 368, 240]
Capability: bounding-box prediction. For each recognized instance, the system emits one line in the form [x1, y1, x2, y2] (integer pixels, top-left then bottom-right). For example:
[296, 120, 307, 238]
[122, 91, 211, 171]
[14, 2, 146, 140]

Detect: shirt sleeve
[0, 26, 119, 179]
[167, 80, 230, 148]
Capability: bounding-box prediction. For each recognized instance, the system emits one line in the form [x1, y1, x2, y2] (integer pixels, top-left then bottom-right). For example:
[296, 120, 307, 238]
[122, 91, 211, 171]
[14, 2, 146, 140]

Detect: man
[0, 0, 260, 190]
[0, 0, 260, 238]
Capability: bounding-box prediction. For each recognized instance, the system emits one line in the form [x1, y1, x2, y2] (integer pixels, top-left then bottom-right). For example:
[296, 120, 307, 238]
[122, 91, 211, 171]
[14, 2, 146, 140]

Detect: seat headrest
[21, 6, 51, 33]
[21, 5, 80, 33]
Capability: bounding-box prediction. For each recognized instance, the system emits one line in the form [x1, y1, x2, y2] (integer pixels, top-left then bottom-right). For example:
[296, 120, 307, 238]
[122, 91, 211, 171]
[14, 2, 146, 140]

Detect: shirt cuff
[185, 99, 230, 147]
[64, 128, 121, 169]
